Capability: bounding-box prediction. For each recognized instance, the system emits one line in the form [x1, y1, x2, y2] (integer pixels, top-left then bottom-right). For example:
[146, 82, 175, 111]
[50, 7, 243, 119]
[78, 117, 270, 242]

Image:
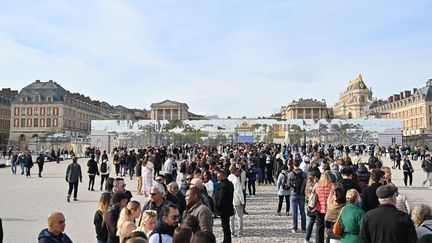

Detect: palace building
[150, 100, 189, 120]
[9, 80, 110, 151]
[281, 98, 331, 120]
[333, 74, 373, 119]
[367, 79, 432, 145]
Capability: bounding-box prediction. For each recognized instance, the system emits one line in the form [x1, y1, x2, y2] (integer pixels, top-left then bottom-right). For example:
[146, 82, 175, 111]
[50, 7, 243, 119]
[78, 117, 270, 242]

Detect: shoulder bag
[332, 207, 345, 237]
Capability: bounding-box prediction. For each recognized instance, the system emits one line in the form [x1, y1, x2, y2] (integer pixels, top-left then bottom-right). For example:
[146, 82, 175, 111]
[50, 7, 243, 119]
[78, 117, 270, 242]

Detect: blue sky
[1, 0, 431, 117]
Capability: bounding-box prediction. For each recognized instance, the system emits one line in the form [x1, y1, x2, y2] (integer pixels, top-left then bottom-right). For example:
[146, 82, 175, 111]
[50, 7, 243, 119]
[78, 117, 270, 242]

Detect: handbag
[307, 191, 318, 212]
[332, 207, 345, 237]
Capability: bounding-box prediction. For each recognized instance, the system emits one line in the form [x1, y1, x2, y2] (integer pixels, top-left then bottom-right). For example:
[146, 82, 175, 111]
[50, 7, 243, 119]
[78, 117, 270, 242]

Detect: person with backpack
[100, 156, 110, 191]
[276, 164, 290, 216]
[421, 154, 432, 189]
[288, 160, 307, 233]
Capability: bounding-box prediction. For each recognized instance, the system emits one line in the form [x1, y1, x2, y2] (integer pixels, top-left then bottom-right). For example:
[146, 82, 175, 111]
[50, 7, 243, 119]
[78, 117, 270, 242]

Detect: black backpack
[282, 173, 289, 190]
[289, 171, 304, 193]
[100, 162, 108, 173]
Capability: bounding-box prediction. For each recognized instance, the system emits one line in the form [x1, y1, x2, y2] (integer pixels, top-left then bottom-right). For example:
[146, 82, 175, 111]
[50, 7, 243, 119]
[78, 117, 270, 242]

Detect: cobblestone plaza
[0, 156, 431, 242]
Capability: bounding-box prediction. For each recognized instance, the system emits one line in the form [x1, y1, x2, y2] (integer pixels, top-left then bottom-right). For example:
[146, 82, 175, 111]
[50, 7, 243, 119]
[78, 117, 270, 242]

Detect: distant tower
[333, 74, 373, 118]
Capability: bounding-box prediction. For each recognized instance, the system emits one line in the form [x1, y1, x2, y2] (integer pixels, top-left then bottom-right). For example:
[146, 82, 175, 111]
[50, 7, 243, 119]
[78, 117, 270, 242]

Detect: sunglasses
[171, 215, 180, 221]
[186, 178, 192, 181]
[156, 178, 164, 181]
[150, 193, 158, 196]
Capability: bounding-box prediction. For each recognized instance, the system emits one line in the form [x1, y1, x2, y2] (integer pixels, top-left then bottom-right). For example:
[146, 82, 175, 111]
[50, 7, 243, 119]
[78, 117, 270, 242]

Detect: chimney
[35, 80, 40, 83]
[394, 94, 400, 102]
[400, 92, 404, 99]
[428, 79, 432, 86]
[404, 90, 411, 98]
[48, 80, 53, 82]
[388, 96, 394, 103]
[413, 88, 418, 94]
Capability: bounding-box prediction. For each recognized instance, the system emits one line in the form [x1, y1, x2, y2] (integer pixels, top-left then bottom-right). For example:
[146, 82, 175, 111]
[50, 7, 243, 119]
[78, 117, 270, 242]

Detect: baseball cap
[376, 185, 397, 199]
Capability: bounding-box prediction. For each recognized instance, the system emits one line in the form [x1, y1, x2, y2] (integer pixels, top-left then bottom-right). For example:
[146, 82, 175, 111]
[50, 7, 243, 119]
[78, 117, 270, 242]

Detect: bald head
[47, 211, 66, 236]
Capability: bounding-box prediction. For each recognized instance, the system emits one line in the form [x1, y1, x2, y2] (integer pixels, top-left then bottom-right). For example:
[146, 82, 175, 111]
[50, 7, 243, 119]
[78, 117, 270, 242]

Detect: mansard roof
[0, 93, 13, 105]
[416, 85, 432, 101]
[12, 80, 70, 103]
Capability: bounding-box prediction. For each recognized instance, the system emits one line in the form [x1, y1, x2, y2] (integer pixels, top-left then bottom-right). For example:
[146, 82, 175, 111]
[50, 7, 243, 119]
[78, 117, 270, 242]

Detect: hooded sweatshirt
[38, 228, 73, 243]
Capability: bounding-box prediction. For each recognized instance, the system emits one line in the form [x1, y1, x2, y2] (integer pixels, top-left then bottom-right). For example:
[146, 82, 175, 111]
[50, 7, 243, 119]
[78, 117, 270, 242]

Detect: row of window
[63, 107, 100, 121]
[14, 107, 59, 116]
[14, 118, 58, 128]
[0, 108, 11, 117]
[0, 119, 10, 130]
[21, 96, 53, 102]
[375, 96, 424, 111]
[388, 106, 425, 119]
[401, 117, 425, 129]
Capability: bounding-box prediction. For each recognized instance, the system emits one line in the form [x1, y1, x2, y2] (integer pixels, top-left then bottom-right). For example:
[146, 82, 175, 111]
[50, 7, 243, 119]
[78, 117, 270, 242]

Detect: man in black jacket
[339, 166, 362, 194]
[215, 170, 234, 243]
[361, 170, 383, 213]
[106, 192, 128, 243]
[38, 212, 73, 243]
[359, 185, 417, 243]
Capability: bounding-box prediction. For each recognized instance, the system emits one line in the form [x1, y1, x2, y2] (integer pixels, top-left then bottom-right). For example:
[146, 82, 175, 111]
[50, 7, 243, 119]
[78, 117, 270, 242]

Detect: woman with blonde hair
[339, 189, 364, 243]
[117, 200, 142, 243]
[94, 192, 112, 243]
[314, 171, 334, 243]
[142, 156, 154, 197]
[412, 204, 432, 240]
[135, 210, 157, 238]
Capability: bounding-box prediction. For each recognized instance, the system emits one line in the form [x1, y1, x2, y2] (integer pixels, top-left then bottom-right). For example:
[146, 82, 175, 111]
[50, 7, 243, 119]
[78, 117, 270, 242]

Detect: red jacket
[314, 182, 333, 214]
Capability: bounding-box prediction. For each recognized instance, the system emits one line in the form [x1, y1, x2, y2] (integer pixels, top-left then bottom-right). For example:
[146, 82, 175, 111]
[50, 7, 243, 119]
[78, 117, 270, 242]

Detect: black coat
[23, 154, 33, 168]
[361, 182, 381, 213]
[214, 179, 234, 217]
[359, 204, 417, 243]
[87, 159, 99, 175]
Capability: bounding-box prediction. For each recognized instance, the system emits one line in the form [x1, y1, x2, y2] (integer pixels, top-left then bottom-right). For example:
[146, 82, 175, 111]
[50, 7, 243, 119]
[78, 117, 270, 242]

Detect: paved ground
[0, 155, 431, 243]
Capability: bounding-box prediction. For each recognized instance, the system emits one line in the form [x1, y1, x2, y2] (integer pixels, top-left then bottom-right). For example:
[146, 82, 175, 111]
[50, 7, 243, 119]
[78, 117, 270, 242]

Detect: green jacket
[340, 203, 364, 243]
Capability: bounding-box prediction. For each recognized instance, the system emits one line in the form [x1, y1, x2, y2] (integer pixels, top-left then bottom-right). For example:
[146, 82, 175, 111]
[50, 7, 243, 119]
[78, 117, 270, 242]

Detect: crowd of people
[30, 142, 432, 243]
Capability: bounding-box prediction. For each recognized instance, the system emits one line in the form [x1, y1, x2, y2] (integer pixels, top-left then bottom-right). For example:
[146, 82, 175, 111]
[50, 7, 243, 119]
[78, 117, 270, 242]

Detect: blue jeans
[290, 194, 306, 231]
[20, 163, 25, 174]
[97, 240, 106, 243]
[305, 214, 316, 241]
[11, 163, 17, 174]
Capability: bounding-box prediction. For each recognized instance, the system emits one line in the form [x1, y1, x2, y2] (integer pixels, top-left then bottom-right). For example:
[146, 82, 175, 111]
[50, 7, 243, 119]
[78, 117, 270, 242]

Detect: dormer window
[21, 96, 27, 102]
[47, 96, 52, 102]
[34, 95, 40, 102]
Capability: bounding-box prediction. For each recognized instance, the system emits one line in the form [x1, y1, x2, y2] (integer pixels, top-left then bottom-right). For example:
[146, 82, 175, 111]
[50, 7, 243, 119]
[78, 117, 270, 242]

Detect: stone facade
[109, 105, 150, 120]
[281, 98, 330, 120]
[333, 74, 373, 118]
[150, 100, 189, 120]
[9, 80, 109, 151]
[367, 79, 432, 145]
[0, 89, 18, 150]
